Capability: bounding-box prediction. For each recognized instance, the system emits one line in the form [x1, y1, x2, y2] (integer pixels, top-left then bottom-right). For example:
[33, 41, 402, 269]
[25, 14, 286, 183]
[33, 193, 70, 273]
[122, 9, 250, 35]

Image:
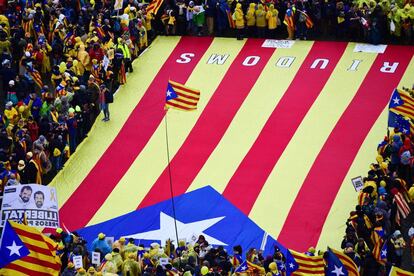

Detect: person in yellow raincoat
[266, 4, 279, 37]
[246, 3, 256, 37]
[255, 3, 267, 37]
[77, 44, 91, 82]
[39, 37, 52, 74]
[234, 3, 245, 40]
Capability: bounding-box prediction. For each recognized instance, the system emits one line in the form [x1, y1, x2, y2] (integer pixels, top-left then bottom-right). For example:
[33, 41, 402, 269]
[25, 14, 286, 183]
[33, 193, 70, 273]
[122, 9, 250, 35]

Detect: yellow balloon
[201, 266, 209, 275]
[59, 62, 67, 74]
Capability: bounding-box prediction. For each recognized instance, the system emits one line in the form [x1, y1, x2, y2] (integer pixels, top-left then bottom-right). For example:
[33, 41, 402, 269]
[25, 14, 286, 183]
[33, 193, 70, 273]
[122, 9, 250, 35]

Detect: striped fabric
[393, 192, 411, 225]
[0, 221, 61, 276]
[51, 37, 414, 251]
[290, 250, 325, 276]
[28, 69, 44, 89]
[146, 0, 164, 15]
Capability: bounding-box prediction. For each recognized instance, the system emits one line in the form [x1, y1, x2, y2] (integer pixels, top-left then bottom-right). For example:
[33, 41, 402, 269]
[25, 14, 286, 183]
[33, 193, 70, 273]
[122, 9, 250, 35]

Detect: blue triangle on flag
[76, 186, 287, 257]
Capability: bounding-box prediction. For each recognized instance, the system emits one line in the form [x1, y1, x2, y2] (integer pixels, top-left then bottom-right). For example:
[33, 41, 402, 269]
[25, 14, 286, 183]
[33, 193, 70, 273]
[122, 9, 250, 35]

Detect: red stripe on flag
[166, 101, 196, 110]
[222, 41, 347, 214]
[278, 45, 413, 251]
[4, 263, 53, 276]
[138, 39, 275, 208]
[59, 36, 213, 230]
[21, 255, 61, 271]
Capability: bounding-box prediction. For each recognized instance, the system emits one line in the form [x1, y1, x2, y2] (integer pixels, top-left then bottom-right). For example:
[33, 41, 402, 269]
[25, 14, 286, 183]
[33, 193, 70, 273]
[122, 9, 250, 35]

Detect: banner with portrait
[1, 184, 60, 228]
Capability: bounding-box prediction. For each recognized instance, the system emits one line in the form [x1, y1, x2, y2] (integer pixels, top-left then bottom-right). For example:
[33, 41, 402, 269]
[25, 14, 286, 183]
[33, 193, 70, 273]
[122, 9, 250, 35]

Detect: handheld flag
[330, 248, 360, 276]
[283, 8, 295, 29]
[389, 89, 414, 121]
[373, 237, 387, 265]
[326, 249, 348, 276]
[234, 260, 266, 274]
[389, 266, 414, 276]
[298, 10, 313, 29]
[285, 250, 299, 275]
[0, 220, 61, 275]
[165, 80, 200, 111]
[388, 111, 412, 134]
[146, 0, 165, 16]
[225, 5, 236, 29]
[289, 250, 325, 276]
[234, 260, 248, 273]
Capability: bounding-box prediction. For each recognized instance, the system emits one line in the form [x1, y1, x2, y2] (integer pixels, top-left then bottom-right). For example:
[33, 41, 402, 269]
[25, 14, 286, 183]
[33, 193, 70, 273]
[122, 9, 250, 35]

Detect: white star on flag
[289, 263, 295, 269]
[7, 241, 23, 257]
[123, 212, 226, 246]
[393, 97, 401, 105]
[381, 249, 387, 258]
[241, 265, 247, 270]
[166, 90, 172, 97]
[331, 265, 345, 276]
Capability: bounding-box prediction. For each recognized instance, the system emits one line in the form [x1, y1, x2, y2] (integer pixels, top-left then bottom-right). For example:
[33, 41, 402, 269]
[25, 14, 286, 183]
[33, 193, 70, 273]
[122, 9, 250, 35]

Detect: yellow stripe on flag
[249, 43, 377, 239]
[87, 38, 246, 225]
[317, 54, 414, 249]
[12, 259, 58, 275]
[51, 37, 181, 207]
[188, 41, 314, 193]
[389, 266, 414, 276]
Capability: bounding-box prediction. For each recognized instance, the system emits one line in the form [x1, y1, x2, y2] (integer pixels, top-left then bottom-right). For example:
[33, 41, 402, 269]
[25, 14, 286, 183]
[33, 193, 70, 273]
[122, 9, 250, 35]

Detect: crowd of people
[337, 108, 414, 275]
[0, 0, 151, 188]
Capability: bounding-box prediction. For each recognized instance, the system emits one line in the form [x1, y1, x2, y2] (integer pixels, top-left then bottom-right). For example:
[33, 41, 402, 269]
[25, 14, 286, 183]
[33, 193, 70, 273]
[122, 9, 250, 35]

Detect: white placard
[114, 0, 123, 10]
[73, 255, 83, 269]
[262, 40, 295, 49]
[351, 176, 364, 192]
[92, 251, 101, 265]
[1, 184, 60, 228]
[159, 257, 169, 267]
[105, 236, 115, 247]
[354, 43, 387, 54]
[103, 55, 110, 71]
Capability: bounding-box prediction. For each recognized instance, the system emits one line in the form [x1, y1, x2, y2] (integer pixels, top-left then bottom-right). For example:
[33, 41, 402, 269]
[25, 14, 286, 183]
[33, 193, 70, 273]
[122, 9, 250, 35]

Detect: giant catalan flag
[0, 220, 61, 275]
[51, 37, 414, 252]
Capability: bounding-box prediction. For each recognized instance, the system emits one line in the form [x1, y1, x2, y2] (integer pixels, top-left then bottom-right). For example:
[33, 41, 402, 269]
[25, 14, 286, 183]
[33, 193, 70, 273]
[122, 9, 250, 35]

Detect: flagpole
[164, 112, 180, 255]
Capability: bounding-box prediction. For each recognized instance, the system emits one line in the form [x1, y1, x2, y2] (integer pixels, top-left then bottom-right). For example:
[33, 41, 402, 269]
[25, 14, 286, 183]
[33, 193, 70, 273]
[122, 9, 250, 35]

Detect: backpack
[114, 20, 121, 32]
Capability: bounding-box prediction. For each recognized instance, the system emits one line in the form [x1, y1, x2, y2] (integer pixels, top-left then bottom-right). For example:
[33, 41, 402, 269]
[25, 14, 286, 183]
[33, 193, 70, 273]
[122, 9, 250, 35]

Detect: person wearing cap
[92, 233, 112, 257]
[17, 159, 26, 182]
[1, 59, 16, 93]
[6, 80, 18, 105]
[25, 151, 42, 184]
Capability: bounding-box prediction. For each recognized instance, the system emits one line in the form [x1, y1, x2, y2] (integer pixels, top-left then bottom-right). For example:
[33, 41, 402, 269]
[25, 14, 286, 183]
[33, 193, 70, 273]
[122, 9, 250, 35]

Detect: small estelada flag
[165, 80, 200, 111]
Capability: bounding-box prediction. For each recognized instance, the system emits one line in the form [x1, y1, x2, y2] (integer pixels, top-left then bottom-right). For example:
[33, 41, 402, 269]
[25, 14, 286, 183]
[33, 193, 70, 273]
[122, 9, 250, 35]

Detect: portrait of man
[18, 185, 33, 208]
[34, 191, 45, 208]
